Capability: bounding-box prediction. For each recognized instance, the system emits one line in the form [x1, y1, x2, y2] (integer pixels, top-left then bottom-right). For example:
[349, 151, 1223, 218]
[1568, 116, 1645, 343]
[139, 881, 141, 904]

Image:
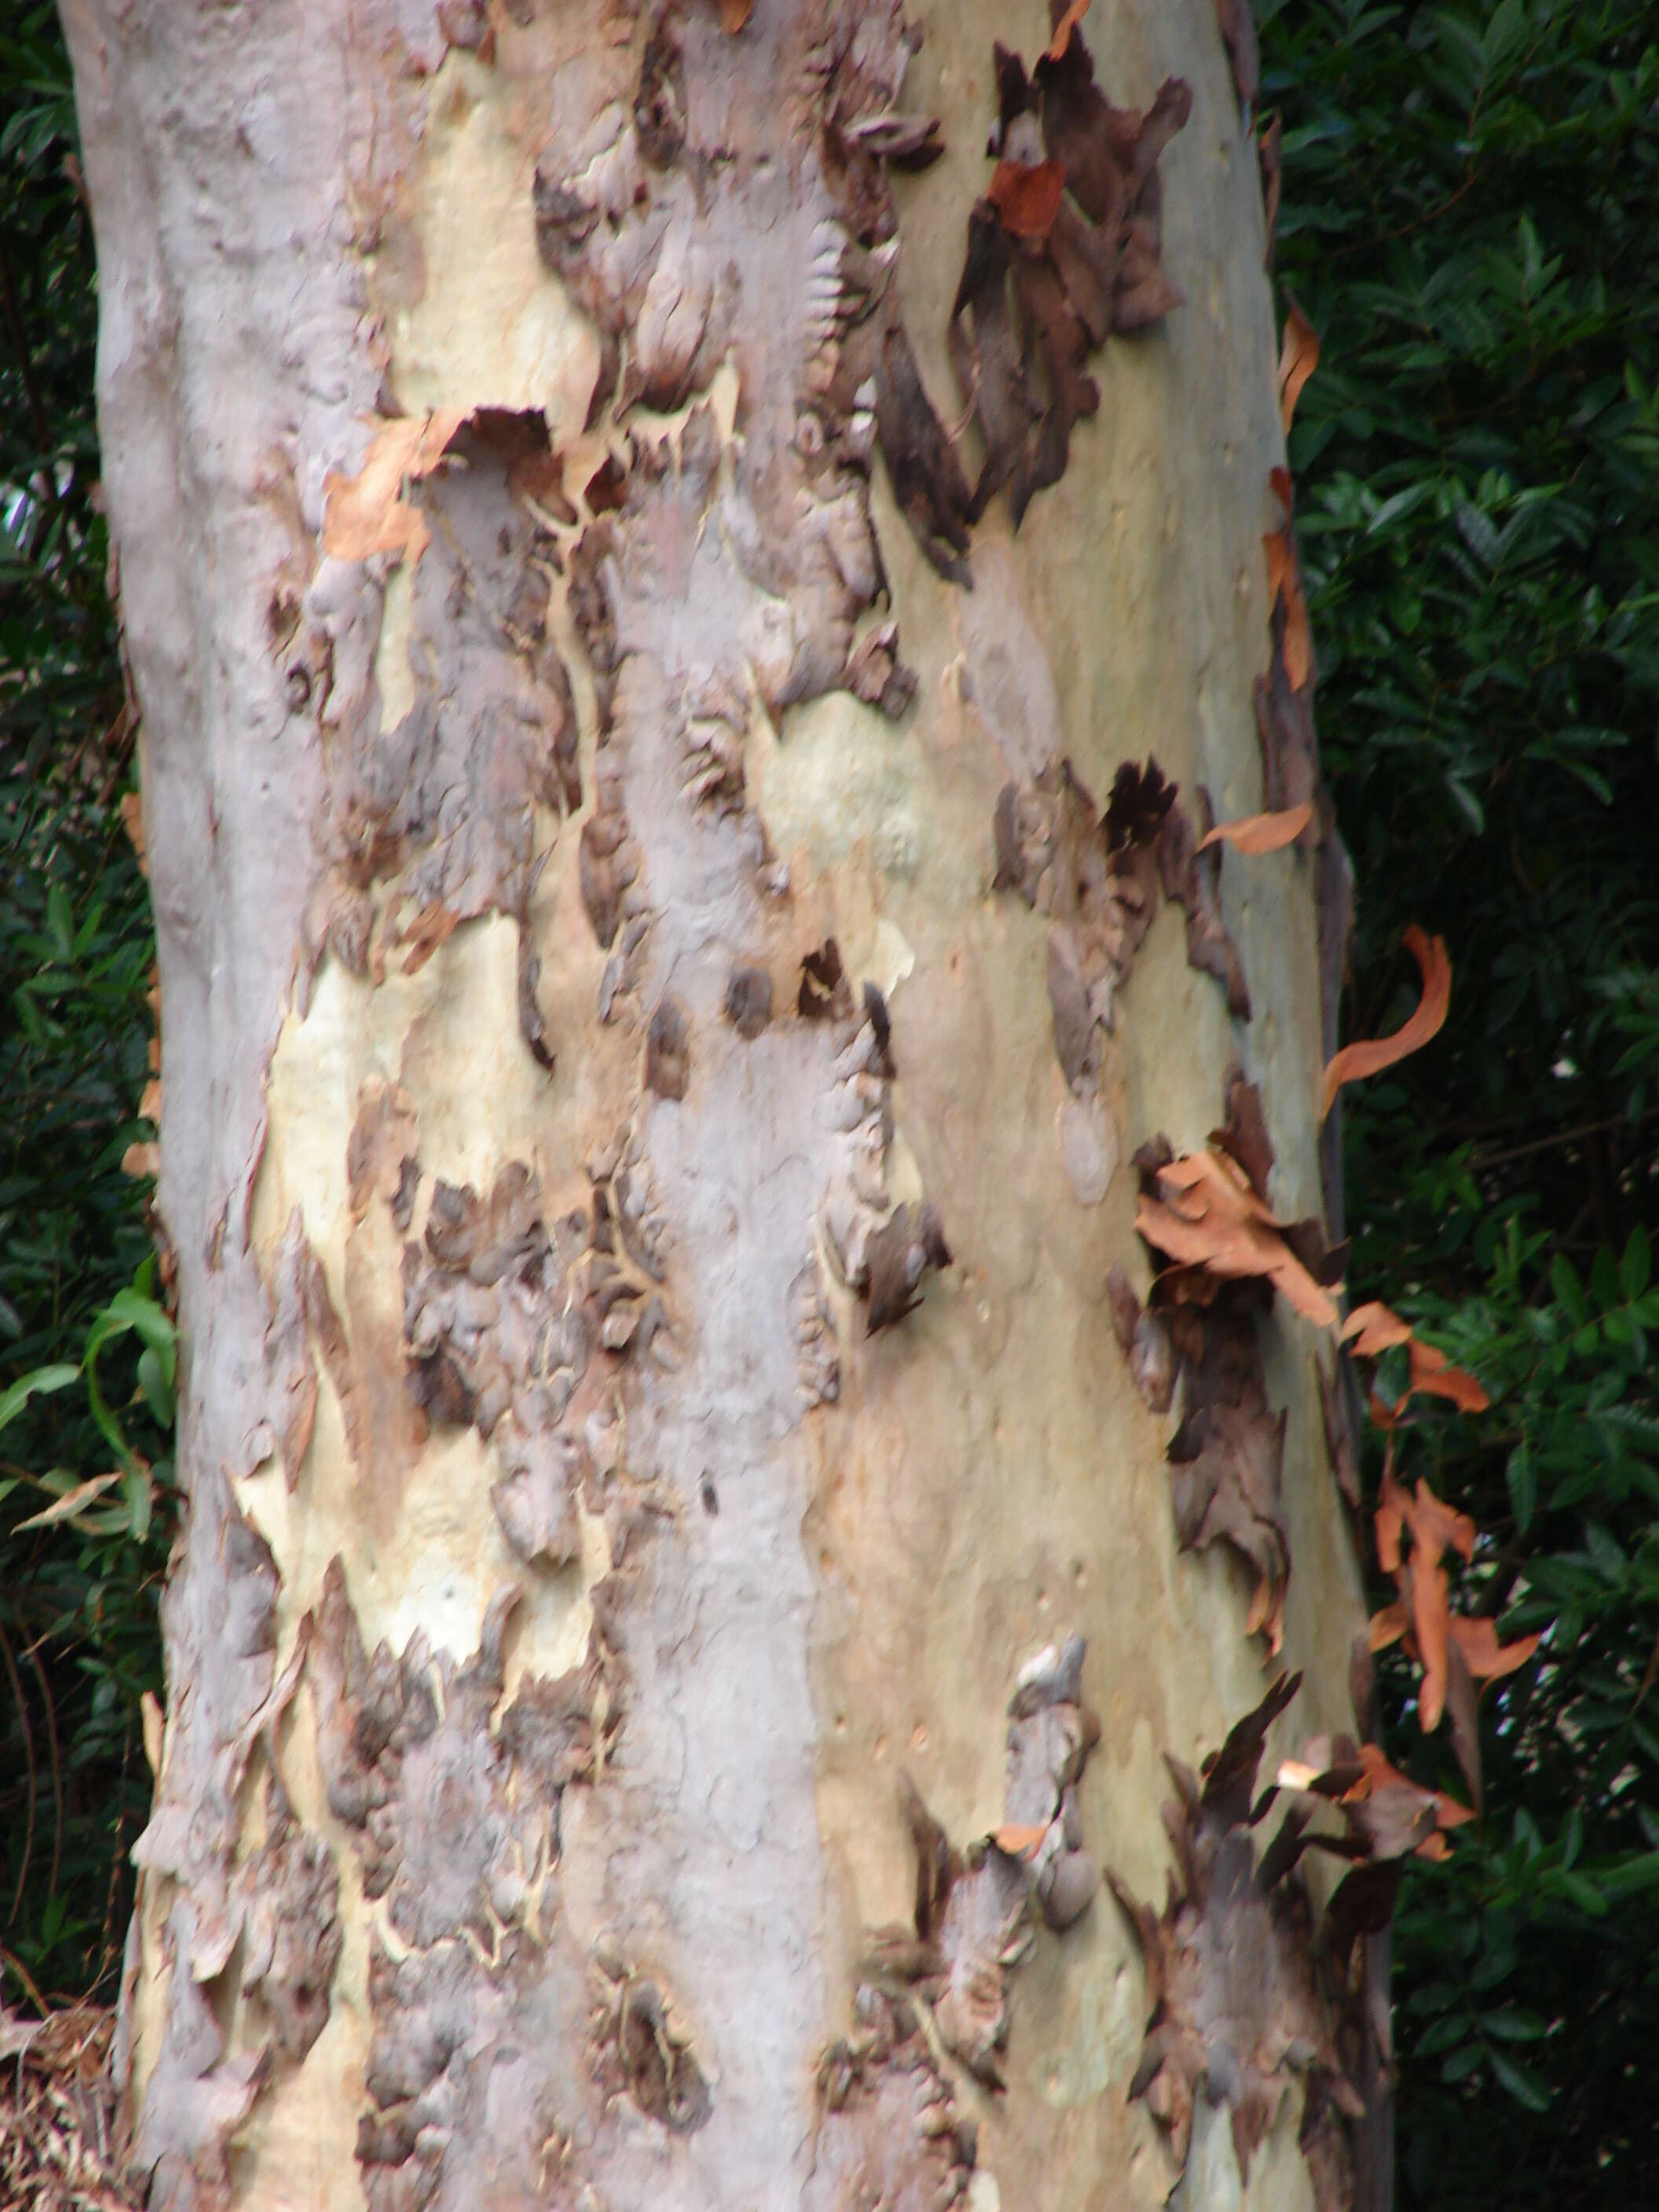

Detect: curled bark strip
[1320, 926, 1451, 1120]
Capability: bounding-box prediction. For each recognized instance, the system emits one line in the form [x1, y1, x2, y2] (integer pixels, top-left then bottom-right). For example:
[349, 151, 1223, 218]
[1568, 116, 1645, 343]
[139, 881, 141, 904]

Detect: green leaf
[1441, 2042, 1485, 2085]
[45, 879, 73, 961]
[1507, 1441, 1536, 1533]
[1481, 2008, 1547, 2042]
[0, 1361, 80, 1434]
[1556, 1871, 1608, 1917]
[1622, 1226, 1653, 1300]
[1488, 2049, 1552, 2113]
[136, 1342, 174, 1430]
[1551, 1254, 1591, 1329]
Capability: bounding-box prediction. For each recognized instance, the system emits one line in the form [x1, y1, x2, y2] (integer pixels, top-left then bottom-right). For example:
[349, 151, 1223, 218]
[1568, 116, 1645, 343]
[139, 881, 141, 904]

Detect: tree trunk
[61, 2, 1379, 2207]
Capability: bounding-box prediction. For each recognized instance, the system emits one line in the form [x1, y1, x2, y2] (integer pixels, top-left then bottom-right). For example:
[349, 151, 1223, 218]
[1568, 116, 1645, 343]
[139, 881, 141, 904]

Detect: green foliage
[1, 6, 167, 2002]
[1263, 0, 1659, 2199]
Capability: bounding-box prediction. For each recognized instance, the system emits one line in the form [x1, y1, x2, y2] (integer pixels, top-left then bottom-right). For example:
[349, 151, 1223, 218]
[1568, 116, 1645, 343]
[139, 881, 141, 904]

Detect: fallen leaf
[1320, 925, 1451, 1120]
[1046, 0, 1091, 60]
[1198, 803, 1312, 855]
[1277, 292, 1319, 434]
[991, 1822, 1049, 1859]
[718, 0, 753, 29]
[322, 410, 467, 568]
[14, 1470, 124, 1531]
[987, 157, 1066, 241]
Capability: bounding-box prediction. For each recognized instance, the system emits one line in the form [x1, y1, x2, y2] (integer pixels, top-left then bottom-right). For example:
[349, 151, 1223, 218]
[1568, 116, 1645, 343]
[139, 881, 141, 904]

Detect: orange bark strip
[1448, 1616, 1541, 1683]
[1320, 925, 1452, 1119]
[1198, 802, 1313, 854]
[987, 159, 1067, 241]
[1340, 1300, 1414, 1356]
[1277, 293, 1320, 434]
[1264, 525, 1313, 688]
[1368, 1600, 1408, 1652]
[1046, 0, 1091, 59]
[1408, 1337, 1490, 1413]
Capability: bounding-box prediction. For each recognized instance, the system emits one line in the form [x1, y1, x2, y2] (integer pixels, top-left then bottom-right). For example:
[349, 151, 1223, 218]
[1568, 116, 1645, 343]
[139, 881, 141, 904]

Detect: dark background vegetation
[2, 2, 1656, 2203]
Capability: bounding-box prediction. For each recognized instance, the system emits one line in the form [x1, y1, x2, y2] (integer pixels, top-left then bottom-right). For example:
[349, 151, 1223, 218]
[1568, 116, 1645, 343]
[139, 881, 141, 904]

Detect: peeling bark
[65, 0, 1368, 2204]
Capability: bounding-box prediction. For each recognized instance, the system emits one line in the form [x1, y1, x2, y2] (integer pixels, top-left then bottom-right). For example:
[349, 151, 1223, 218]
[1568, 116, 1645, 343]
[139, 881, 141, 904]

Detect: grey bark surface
[62, 2, 1379, 2207]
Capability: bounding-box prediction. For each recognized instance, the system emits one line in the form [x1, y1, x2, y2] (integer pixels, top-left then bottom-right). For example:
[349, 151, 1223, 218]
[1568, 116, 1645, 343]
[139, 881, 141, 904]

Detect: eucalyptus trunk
[61, 2, 1378, 2207]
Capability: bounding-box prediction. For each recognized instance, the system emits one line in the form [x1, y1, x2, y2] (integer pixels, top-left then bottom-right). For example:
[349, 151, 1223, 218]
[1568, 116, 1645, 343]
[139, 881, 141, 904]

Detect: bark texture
[64, 1, 1374, 2207]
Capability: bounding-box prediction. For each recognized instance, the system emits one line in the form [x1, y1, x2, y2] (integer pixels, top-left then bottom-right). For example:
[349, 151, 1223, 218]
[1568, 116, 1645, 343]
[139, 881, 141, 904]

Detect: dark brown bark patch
[814, 1639, 1101, 2193]
[1107, 1674, 1430, 2209]
[644, 994, 690, 1100]
[723, 961, 773, 1038]
[589, 1962, 712, 2135]
[991, 755, 1252, 1108]
[1113, 1133, 1293, 1646]
[948, 18, 1191, 527]
[863, 1203, 951, 1334]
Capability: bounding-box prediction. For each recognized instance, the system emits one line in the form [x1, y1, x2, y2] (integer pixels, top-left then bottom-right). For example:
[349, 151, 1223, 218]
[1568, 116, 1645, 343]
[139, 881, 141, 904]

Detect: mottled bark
[63, 1, 1378, 2207]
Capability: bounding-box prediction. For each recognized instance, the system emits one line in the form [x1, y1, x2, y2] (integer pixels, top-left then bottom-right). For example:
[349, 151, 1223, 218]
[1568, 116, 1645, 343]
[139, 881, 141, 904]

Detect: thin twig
[97, 1712, 133, 1994]
[0, 1943, 48, 2017]
[24, 1647, 63, 1908]
[0, 1623, 36, 1928]
[1471, 1107, 1659, 1174]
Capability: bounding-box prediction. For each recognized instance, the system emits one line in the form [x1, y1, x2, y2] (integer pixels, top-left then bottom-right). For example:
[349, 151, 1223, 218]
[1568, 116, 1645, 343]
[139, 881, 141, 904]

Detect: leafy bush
[1, 5, 167, 2003]
[1263, 0, 1659, 2199]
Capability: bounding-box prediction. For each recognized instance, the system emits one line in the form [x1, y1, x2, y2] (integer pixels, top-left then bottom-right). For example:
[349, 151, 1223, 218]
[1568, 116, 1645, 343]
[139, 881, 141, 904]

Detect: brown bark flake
[991, 755, 1253, 1107]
